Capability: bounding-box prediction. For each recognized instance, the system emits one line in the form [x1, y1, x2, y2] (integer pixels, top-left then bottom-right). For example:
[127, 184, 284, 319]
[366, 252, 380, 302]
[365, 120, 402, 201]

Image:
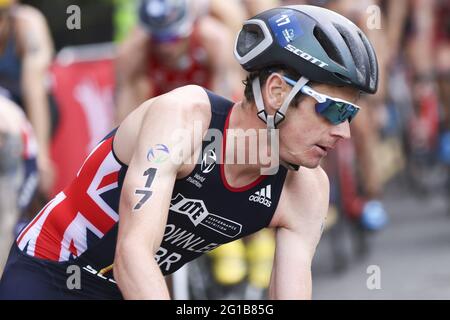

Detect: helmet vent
[236, 24, 265, 57]
[358, 31, 378, 90]
[333, 23, 365, 84]
[313, 26, 344, 67]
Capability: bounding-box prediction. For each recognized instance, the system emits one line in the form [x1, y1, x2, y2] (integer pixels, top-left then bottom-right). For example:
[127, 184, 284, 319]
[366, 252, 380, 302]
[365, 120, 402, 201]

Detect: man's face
[278, 83, 360, 169]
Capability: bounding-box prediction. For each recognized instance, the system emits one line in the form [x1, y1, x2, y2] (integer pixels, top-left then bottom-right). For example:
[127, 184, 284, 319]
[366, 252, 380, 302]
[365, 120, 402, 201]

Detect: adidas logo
[249, 185, 272, 208]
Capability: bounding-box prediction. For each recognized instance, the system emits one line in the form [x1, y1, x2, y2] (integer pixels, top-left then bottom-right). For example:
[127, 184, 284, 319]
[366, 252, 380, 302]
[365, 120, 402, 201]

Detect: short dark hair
[242, 65, 305, 108]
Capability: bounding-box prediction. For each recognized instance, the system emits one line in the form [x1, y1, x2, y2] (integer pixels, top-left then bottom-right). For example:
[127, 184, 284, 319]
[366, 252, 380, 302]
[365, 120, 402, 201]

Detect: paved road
[312, 178, 450, 300]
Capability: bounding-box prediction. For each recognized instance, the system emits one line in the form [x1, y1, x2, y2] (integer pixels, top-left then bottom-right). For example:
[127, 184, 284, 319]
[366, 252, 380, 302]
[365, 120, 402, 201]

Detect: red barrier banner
[50, 57, 115, 197]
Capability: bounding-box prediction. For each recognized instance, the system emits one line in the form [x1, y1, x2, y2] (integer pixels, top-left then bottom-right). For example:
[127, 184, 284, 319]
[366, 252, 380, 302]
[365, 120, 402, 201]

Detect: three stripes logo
[249, 185, 272, 208]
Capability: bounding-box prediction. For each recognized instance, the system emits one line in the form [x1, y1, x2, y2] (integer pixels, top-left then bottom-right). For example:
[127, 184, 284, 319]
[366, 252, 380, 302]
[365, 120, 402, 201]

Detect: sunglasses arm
[251, 75, 309, 171]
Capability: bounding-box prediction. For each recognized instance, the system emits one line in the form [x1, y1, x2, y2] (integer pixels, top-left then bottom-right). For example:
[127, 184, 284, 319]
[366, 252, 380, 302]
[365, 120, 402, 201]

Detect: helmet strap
[251, 75, 309, 129]
[278, 75, 309, 121]
[252, 76, 268, 125]
[251, 75, 309, 171]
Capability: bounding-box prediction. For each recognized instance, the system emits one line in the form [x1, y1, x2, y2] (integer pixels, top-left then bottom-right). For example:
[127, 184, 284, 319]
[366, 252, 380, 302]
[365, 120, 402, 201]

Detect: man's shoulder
[115, 85, 213, 165]
[286, 166, 329, 192]
[284, 166, 329, 210]
[145, 85, 212, 121]
[271, 166, 329, 228]
[14, 5, 48, 26]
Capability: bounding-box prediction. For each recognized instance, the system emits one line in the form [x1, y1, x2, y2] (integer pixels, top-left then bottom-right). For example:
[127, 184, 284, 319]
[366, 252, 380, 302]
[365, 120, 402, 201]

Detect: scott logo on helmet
[284, 44, 328, 68]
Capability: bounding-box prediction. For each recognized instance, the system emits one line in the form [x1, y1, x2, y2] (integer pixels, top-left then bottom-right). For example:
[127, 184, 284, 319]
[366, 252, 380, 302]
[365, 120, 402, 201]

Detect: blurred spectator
[113, 0, 248, 44]
[0, 94, 38, 274]
[434, 0, 450, 132]
[0, 0, 54, 197]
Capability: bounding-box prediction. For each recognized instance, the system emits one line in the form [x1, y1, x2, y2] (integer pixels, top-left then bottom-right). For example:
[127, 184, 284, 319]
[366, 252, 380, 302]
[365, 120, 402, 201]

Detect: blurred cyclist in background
[433, 0, 450, 172]
[383, 0, 448, 192]
[0, 0, 54, 198]
[0, 94, 38, 274]
[113, 0, 247, 43]
[402, 0, 440, 187]
[115, 0, 243, 123]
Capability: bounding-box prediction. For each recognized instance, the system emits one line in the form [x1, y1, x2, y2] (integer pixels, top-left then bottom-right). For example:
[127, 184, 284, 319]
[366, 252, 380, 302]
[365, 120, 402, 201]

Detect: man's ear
[264, 73, 287, 109]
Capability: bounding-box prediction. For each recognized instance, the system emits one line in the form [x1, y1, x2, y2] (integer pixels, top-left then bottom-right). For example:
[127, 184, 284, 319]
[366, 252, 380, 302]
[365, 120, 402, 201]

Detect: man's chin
[296, 158, 322, 169]
[281, 158, 319, 170]
[302, 162, 320, 169]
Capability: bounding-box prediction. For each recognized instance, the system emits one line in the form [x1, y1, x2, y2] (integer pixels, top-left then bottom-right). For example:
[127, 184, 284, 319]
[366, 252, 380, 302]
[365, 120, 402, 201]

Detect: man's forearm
[115, 246, 170, 300]
[268, 242, 313, 300]
[268, 270, 312, 300]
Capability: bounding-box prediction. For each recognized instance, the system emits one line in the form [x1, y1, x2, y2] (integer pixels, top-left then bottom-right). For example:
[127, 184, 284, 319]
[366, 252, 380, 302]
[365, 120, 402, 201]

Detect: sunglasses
[282, 76, 360, 125]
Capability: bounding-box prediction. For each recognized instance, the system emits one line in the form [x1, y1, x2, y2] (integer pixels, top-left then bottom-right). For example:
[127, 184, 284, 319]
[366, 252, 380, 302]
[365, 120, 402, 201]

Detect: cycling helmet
[138, 0, 193, 42]
[234, 5, 379, 130]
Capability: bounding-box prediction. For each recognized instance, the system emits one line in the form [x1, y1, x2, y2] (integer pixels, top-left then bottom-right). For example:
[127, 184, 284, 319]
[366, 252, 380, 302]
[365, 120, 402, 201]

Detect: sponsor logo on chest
[170, 193, 242, 238]
[249, 185, 272, 208]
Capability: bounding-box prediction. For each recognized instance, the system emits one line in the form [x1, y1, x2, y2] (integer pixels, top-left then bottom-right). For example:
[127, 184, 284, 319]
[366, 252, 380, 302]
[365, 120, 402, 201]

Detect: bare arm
[208, 0, 246, 34]
[268, 167, 329, 299]
[408, 0, 435, 77]
[18, 6, 54, 195]
[198, 16, 245, 100]
[241, 0, 280, 18]
[386, 0, 408, 64]
[115, 27, 151, 124]
[114, 89, 209, 299]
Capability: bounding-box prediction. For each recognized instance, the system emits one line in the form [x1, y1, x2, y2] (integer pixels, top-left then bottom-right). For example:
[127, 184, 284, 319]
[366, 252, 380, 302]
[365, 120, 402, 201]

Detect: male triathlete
[0, 5, 378, 299]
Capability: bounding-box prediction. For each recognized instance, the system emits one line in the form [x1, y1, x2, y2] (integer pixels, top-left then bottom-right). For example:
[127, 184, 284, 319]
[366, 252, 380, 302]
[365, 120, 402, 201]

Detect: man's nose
[331, 120, 351, 140]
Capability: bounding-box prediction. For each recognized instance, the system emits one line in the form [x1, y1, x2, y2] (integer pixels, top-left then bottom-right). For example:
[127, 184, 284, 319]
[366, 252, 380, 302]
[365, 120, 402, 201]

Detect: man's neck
[222, 101, 272, 185]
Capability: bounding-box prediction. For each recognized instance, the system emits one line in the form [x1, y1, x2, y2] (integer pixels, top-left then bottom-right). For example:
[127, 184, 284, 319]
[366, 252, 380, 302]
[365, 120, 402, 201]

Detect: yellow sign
[0, 0, 13, 8]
